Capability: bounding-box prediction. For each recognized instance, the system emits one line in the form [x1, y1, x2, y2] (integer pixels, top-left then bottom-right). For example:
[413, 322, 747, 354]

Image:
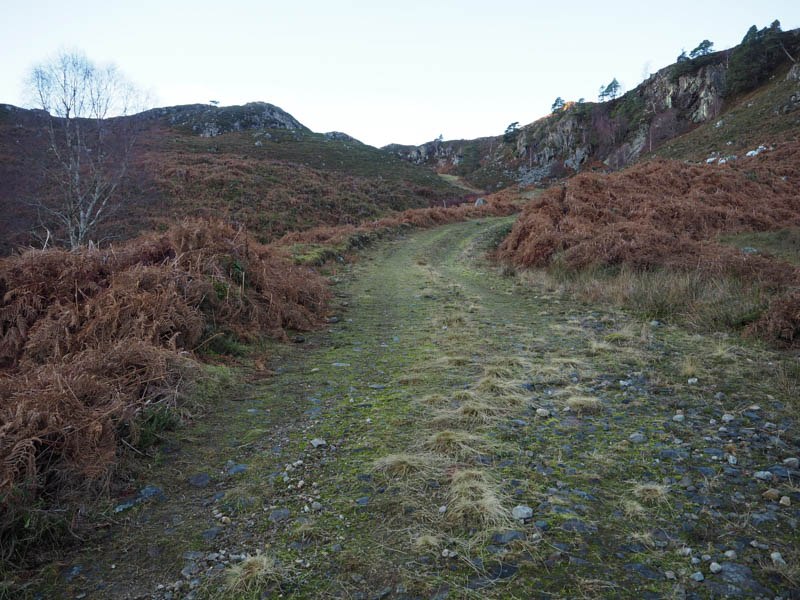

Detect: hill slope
[0, 102, 471, 254]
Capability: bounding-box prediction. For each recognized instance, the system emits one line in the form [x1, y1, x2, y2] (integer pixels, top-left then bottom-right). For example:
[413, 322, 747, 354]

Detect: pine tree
[689, 40, 714, 58]
[551, 97, 565, 113]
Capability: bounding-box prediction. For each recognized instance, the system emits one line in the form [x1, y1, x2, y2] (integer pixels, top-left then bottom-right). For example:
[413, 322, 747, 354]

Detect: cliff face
[384, 58, 730, 189]
[386, 26, 800, 189]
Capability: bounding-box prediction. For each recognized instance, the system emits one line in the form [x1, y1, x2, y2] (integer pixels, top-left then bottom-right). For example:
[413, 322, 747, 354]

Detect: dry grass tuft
[566, 396, 603, 414]
[224, 553, 284, 594]
[679, 355, 702, 379]
[432, 401, 507, 426]
[416, 393, 448, 406]
[632, 483, 671, 505]
[372, 453, 444, 478]
[422, 430, 491, 458]
[414, 534, 442, 551]
[447, 469, 509, 527]
[621, 499, 647, 518]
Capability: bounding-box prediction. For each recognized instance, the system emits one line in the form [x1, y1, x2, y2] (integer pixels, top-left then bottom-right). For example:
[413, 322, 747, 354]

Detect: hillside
[0, 102, 471, 254]
[385, 25, 800, 190]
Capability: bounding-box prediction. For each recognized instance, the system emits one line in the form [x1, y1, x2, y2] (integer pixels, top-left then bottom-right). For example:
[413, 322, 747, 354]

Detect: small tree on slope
[26, 49, 145, 249]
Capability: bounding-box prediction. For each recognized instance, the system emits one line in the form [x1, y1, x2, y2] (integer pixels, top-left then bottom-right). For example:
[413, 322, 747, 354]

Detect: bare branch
[24, 49, 147, 249]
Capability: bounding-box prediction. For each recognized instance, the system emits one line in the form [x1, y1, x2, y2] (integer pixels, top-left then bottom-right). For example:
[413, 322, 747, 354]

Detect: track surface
[42, 218, 800, 599]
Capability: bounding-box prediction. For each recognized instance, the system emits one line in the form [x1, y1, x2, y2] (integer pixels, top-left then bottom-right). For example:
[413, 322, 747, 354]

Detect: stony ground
[31, 217, 800, 599]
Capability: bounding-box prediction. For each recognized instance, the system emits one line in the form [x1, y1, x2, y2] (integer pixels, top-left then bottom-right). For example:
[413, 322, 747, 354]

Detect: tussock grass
[632, 483, 671, 504]
[446, 469, 509, 527]
[565, 395, 602, 414]
[224, 553, 284, 595]
[414, 534, 442, 551]
[372, 453, 445, 478]
[416, 393, 448, 406]
[680, 355, 702, 379]
[482, 364, 515, 379]
[415, 356, 473, 372]
[587, 339, 614, 355]
[422, 430, 492, 458]
[450, 389, 478, 403]
[432, 401, 506, 426]
[621, 499, 647, 518]
[473, 377, 528, 405]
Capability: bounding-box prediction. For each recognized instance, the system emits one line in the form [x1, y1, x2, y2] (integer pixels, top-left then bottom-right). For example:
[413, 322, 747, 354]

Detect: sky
[1, 1, 798, 147]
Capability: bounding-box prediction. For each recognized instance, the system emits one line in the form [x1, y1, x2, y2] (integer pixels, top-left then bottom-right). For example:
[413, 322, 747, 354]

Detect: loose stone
[511, 505, 533, 520]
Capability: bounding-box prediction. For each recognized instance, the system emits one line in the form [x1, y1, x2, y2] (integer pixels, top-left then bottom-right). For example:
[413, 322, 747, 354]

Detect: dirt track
[41, 217, 800, 599]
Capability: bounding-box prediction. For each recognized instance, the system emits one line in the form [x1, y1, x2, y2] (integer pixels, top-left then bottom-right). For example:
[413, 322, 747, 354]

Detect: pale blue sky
[2, 1, 798, 147]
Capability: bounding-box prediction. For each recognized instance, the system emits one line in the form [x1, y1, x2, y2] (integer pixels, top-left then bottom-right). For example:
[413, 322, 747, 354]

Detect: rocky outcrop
[136, 102, 307, 136]
[323, 131, 362, 143]
[384, 57, 730, 187]
[386, 29, 800, 188]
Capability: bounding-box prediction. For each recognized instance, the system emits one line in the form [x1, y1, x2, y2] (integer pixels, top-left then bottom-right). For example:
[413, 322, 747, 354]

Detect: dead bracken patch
[497, 147, 800, 345]
[0, 218, 330, 557]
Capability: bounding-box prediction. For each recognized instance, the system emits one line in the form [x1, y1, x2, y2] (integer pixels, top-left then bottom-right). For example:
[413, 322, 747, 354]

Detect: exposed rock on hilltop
[136, 101, 308, 136]
[323, 131, 362, 143]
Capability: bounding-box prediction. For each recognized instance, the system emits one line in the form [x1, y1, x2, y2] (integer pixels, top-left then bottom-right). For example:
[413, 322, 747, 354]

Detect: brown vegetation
[275, 197, 518, 248]
[497, 144, 800, 344]
[0, 219, 329, 557]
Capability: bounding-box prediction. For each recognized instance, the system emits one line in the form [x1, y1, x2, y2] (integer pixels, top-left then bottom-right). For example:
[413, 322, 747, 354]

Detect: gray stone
[310, 438, 327, 448]
[202, 527, 222, 542]
[355, 496, 370, 506]
[227, 464, 247, 476]
[783, 457, 800, 469]
[625, 563, 660, 580]
[659, 449, 689, 461]
[561, 519, 597, 533]
[188, 473, 210, 488]
[491, 530, 525, 545]
[628, 433, 647, 444]
[511, 505, 533, 520]
[753, 471, 772, 480]
[691, 571, 704, 582]
[711, 562, 772, 596]
[750, 512, 777, 526]
[269, 509, 290, 523]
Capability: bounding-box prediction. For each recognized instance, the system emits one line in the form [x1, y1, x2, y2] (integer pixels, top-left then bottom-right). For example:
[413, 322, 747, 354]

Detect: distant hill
[0, 102, 468, 254]
[385, 24, 800, 191]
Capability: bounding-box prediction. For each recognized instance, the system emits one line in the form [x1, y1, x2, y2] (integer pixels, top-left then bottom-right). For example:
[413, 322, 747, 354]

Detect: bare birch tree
[27, 50, 144, 249]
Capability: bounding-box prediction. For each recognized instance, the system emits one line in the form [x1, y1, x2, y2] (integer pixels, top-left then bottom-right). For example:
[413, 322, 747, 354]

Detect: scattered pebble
[628, 433, 647, 444]
[511, 505, 533, 521]
[771, 552, 787, 567]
